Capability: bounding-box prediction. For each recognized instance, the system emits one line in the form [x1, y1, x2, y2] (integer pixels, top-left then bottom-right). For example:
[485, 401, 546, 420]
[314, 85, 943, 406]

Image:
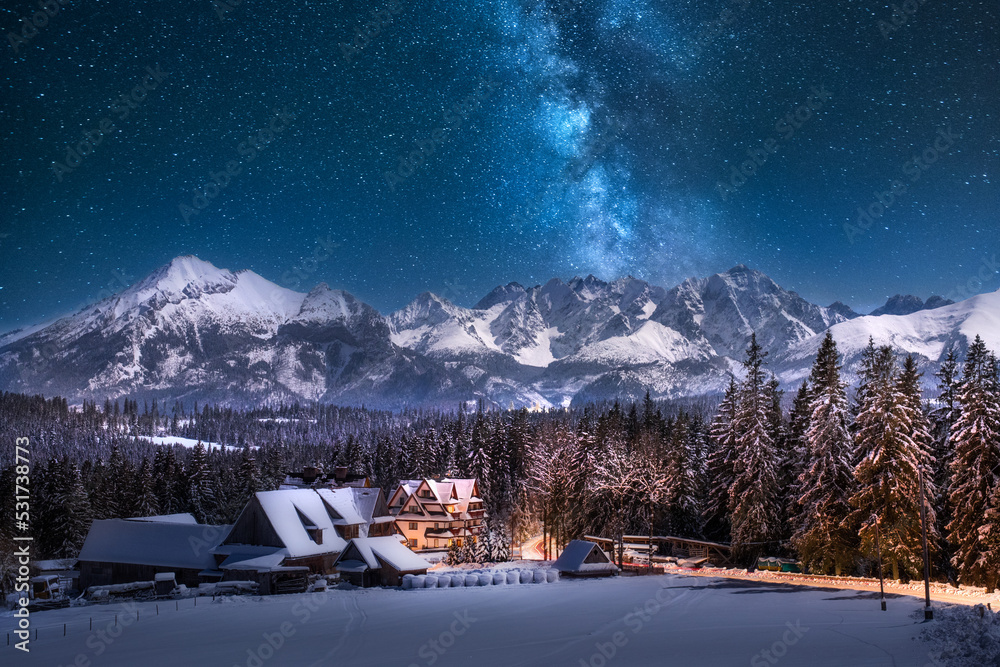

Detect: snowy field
[3, 573, 969, 667]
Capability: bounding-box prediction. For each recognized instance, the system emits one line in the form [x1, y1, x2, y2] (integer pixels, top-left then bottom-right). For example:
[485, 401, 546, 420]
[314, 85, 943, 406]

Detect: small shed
[334, 536, 430, 587]
[553, 540, 619, 577]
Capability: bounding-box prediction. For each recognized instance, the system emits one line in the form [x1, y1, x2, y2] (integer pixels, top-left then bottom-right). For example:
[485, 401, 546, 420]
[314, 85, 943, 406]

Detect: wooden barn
[334, 536, 430, 587]
[217, 489, 351, 575]
[77, 518, 230, 590]
[553, 540, 620, 578]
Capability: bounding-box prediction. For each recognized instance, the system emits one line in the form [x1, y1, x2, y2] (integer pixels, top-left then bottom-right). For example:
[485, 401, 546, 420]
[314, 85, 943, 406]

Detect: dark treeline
[2, 332, 998, 595]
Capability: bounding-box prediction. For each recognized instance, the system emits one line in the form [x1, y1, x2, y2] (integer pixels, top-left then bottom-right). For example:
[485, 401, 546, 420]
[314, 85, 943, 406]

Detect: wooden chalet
[334, 536, 430, 587]
[388, 478, 485, 550]
[213, 487, 398, 591]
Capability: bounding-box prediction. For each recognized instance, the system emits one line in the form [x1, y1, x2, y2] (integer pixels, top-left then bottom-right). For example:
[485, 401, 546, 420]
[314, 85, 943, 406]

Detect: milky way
[0, 0, 996, 331]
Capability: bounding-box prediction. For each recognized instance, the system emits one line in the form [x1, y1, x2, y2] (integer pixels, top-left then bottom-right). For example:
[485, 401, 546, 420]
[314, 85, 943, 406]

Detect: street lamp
[873, 513, 886, 611]
[918, 469, 934, 620]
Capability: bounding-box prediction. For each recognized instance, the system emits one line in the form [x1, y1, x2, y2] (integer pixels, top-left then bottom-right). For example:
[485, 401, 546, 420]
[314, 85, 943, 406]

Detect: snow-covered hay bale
[451, 575, 464, 587]
[437, 576, 450, 588]
[412, 575, 426, 589]
[477, 574, 491, 586]
[546, 569, 558, 583]
[402, 574, 414, 589]
[464, 575, 478, 587]
[533, 570, 546, 584]
[506, 571, 519, 584]
[493, 572, 505, 585]
[519, 570, 533, 584]
[424, 575, 438, 588]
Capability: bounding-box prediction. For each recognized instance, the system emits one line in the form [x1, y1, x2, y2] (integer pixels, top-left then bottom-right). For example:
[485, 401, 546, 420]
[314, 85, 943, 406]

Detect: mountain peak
[828, 301, 860, 320]
[869, 294, 954, 317]
[474, 282, 527, 310]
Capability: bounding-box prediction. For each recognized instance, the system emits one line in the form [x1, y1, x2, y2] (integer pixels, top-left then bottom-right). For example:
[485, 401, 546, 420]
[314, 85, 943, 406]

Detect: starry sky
[1, 0, 997, 333]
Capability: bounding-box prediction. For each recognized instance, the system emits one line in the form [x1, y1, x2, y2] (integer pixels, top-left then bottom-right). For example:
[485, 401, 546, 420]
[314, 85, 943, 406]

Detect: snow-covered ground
[137, 435, 239, 451]
[2, 572, 971, 666]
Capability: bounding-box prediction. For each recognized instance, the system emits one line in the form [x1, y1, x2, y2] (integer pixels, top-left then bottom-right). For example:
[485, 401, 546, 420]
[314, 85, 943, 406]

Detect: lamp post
[918, 469, 934, 620]
[873, 513, 886, 611]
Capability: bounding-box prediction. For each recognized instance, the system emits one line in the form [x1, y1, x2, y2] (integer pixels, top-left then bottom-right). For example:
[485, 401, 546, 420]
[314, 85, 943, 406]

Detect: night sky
[1, 0, 996, 333]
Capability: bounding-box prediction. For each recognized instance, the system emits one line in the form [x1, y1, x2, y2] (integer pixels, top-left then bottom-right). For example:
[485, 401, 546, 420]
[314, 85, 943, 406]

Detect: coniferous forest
[3, 333, 999, 595]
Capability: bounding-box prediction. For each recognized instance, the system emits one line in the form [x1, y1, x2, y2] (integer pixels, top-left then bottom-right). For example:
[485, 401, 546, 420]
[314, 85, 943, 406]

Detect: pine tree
[850, 347, 931, 581]
[704, 377, 738, 541]
[239, 448, 262, 499]
[946, 336, 1000, 587]
[131, 458, 160, 518]
[729, 334, 782, 563]
[791, 332, 857, 575]
[662, 412, 702, 537]
[785, 381, 813, 522]
[186, 442, 217, 524]
[50, 461, 93, 558]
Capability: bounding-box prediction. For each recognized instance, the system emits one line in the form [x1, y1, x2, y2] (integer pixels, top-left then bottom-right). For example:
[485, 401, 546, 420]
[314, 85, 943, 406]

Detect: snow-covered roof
[126, 513, 199, 524]
[315, 488, 365, 526]
[390, 478, 481, 517]
[78, 519, 229, 570]
[253, 489, 348, 557]
[553, 540, 618, 574]
[350, 488, 385, 523]
[335, 536, 430, 573]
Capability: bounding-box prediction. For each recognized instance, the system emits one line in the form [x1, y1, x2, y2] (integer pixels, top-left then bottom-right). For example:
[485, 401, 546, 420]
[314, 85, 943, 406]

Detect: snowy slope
[774, 288, 1000, 386]
[0, 573, 939, 666]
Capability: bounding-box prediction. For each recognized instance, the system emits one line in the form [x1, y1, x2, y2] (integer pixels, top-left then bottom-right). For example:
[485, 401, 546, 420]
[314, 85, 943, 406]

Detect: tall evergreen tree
[947, 335, 1000, 587]
[791, 332, 857, 575]
[704, 377, 738, 541]
[850, 347, 932, 581]
[729, 334, 782, 563]
[50, 461, 93, 558]
[661, 412, 702, 537]
[186, 442, 217, 524]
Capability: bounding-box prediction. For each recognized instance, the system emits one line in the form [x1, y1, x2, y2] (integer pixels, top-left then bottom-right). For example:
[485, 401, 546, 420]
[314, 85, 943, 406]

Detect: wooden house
[388, 478, 485, 550]
[213, 487, 397, 590]
[334, 536, 430, 587]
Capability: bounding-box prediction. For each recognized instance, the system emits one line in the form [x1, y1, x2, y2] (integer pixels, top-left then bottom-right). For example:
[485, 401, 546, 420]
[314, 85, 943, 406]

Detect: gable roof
[78, 519, 229, 571]
[251, 489, 348, 557]
[335, 536, 430, 573]
[553, 540, 619, 574]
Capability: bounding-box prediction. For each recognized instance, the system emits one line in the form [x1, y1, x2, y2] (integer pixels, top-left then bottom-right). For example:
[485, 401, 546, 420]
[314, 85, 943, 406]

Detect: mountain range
[1, 255, 996, 409]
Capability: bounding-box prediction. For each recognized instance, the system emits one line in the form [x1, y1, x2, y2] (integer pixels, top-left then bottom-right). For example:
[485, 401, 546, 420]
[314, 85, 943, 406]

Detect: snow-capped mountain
[0, 256, 472, 408]
[2, 256, 996, 408]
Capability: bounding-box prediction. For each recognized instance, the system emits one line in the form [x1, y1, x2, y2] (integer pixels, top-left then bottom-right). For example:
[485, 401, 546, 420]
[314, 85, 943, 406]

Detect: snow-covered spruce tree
[661, 412, 702, 538]
[976, 481, 1000, 592]
[931, 348, 961, 576]
[50, 460, 93, 558]
[849, 347, 932, 581]
[704, 377, 738, 541]
[186, 441, 217, 524]
[445, 540, 461, 566]
[131, 457, 160, 518]
[728, 333, 782, 563]
[784, 381, 813, 525]
[946, 335, 1000, 588]
[791, 332, 857, 575]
